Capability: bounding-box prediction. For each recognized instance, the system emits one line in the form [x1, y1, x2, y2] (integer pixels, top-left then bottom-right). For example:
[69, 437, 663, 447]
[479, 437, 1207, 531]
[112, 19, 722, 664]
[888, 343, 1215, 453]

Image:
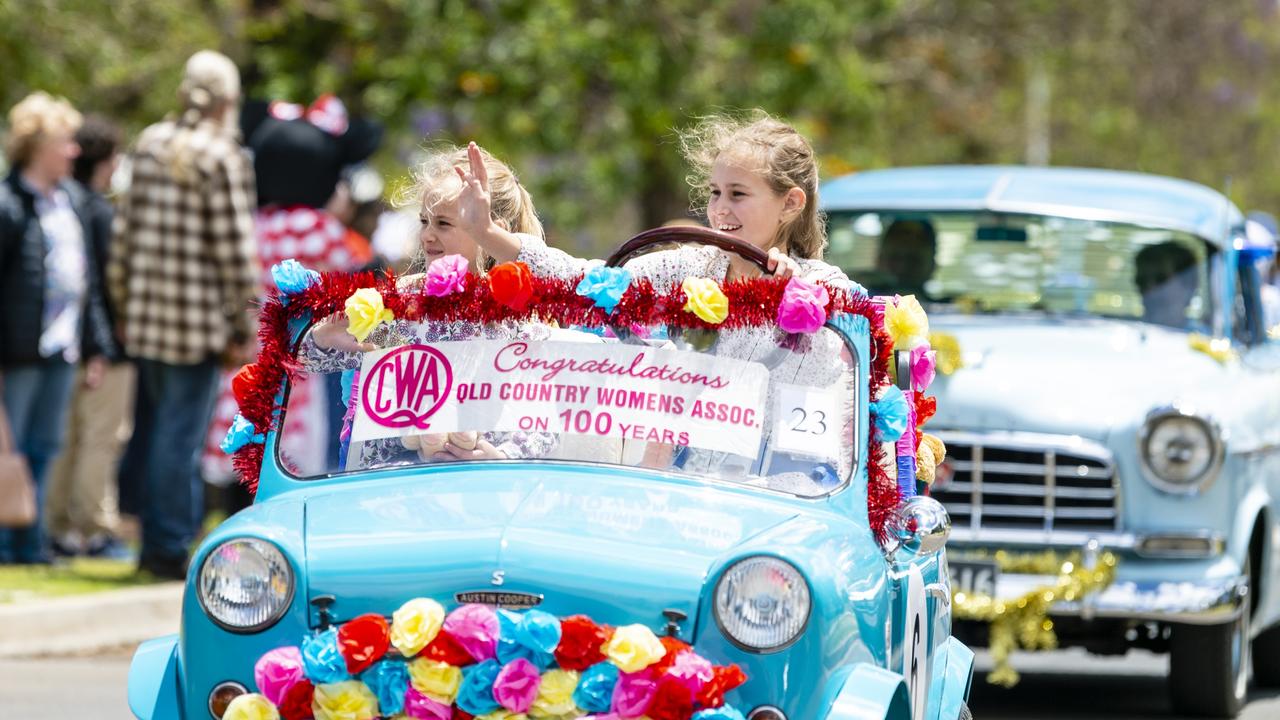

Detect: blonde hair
[169, 50, 240, 183]
[4, 92, 82, 169]
[680, 110, 827, 259]
[398, 144, 543, 272]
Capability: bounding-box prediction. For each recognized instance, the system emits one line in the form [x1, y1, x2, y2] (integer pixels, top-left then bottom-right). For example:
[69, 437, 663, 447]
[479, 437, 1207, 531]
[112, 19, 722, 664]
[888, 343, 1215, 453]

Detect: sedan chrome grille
[930, 431, 1119, 533]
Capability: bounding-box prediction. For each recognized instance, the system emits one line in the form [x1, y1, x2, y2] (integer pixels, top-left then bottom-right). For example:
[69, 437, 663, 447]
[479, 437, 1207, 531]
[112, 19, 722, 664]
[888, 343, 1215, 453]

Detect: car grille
[930, 431, 1119, 533]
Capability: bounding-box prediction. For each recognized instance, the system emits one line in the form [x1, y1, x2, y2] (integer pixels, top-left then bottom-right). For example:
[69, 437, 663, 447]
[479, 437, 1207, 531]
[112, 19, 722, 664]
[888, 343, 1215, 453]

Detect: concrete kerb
[0, 583, 183, 658]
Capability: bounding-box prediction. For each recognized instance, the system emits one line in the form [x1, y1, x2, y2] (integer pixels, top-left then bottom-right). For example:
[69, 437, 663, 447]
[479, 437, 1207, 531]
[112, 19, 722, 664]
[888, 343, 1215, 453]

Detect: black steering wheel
[605, 226, 772, 273]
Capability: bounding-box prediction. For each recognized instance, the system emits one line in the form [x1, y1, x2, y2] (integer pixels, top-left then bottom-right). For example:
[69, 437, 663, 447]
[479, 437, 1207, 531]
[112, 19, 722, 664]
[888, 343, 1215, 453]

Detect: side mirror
[887, 495, 951, 560]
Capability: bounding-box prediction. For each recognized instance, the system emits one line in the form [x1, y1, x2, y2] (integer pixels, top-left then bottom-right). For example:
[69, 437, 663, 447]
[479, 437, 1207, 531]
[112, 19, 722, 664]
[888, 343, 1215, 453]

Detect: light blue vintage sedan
[823, 166, 1280, 718]
[127, 230, 973, 720]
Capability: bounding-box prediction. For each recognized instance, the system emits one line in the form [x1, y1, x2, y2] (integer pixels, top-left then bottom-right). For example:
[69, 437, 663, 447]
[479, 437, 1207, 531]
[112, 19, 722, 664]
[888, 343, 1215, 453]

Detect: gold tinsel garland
[950, 549, 1119, 687]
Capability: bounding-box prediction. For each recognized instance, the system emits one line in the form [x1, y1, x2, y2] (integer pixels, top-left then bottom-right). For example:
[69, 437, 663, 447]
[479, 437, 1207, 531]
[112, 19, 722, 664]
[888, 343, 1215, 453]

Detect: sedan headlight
[714, 556, 810, 652]
[1138, 407, 1224, 494]
[197, 538, 294, 632]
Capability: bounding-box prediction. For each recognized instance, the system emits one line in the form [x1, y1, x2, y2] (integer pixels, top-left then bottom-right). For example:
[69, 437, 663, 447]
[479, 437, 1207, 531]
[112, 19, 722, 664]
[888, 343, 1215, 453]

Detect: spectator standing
[108, 51, 259, 579]
[45, 116, 132, 558]
[0, 92, 113, 564]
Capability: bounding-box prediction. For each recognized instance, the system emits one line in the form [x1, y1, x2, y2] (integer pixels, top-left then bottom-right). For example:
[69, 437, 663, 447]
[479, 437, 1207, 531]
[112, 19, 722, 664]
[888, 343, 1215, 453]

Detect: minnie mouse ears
[241, 96, 384, 207]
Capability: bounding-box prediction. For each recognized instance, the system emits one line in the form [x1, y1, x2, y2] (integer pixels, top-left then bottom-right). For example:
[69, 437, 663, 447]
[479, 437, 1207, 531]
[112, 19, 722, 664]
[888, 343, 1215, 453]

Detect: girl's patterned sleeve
[493, 430, 559, 459]
[515, 232, 598, 279]
[298, 328, 362, 373]
[800, 258, 867, 296]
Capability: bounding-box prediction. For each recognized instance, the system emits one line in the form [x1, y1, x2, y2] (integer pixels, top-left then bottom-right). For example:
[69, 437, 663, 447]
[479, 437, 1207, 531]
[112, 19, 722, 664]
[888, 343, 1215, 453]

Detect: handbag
[0, 388, 36, 528]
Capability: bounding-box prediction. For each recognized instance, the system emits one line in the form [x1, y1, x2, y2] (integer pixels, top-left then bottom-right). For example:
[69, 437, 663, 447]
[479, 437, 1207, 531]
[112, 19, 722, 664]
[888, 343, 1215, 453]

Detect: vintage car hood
[927, 314, 1226, 438]
[302, 464, 805, 629]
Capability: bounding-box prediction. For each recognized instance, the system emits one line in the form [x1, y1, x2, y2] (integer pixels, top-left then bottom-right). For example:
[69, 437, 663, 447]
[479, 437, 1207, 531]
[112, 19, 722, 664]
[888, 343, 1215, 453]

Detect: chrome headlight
[1138, 407, 1224, 494]
[197, 538, 294, 632]
[714, 556, 811, 652]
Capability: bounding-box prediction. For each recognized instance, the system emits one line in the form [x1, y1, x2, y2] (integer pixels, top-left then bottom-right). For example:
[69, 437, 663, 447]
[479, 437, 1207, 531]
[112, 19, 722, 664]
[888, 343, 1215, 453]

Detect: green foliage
[7, 0, 1280, 250]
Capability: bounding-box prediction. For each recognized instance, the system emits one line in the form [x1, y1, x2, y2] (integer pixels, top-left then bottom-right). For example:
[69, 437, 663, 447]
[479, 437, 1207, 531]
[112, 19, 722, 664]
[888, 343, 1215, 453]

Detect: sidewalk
[0, 582, 183, 658]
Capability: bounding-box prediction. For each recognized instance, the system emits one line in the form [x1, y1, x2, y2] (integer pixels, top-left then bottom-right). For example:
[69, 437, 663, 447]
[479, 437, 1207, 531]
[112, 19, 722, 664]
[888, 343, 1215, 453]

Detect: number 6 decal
[903, 565, 929, 720]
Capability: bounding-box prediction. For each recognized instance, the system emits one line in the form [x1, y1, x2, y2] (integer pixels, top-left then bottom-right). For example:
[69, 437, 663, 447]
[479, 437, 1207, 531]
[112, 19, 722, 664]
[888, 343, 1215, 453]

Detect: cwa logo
[361, 344, 453, 429]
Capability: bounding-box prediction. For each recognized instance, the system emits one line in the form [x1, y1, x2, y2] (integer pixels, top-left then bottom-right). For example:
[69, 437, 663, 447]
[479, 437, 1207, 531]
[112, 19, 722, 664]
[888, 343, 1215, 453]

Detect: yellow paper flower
[681, 277, 729, 325]
[391, 598, 445, 657]
[1189, 333, 1235, 364]
[344, 288, 395, 343]
[529, 669, 580, 720]
[605, 624, 666, 673]
[224, 693, 280, 720]
[408, 657, 462, 703]
[312, 680, 379, 720]
[477, 712, 528, 720]
[884, 295, 929, 349]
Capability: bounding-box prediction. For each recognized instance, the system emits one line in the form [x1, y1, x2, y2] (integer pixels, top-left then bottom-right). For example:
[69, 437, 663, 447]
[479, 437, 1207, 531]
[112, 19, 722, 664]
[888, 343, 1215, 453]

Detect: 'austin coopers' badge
[454, 591, 544, 609]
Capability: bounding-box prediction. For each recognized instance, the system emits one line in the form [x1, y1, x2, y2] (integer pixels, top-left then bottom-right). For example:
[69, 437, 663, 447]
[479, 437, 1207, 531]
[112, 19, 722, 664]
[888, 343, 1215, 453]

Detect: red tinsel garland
[234, 268, 902, 541]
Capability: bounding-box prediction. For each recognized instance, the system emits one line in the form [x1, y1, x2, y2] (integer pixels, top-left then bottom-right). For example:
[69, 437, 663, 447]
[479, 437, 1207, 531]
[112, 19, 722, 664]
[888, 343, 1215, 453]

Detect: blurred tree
[6, 0, 1280, 246]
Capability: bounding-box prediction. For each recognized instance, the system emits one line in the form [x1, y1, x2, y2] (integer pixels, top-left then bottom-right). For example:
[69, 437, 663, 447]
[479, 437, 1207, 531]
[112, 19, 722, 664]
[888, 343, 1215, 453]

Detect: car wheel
[1168, 557, 1250, 718]
[1254, 623, 1280, 687]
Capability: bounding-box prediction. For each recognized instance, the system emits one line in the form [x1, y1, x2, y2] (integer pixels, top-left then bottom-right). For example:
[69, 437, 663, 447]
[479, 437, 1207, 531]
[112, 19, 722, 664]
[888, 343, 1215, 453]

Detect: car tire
[1168, 557, 1250, 718]
[1253, 623, 1280, 687]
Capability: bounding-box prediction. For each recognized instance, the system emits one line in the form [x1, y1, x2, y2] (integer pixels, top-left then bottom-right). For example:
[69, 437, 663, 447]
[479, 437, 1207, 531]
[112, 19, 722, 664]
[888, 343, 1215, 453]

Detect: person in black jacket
[0, 92, 112, 564]
[45, 116, 131, 558]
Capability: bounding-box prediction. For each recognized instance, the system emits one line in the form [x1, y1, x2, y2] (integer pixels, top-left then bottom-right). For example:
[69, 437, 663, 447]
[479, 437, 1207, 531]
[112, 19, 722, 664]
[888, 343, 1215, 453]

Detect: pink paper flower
[443, 604, 500, 662]
[404, 686, 452, 720]
[666, 651, 714, 693]
[492, 658, 541, 713]
[425, 254, 469, 297]
[253, 645, 306, 706]
[776, 278, 830, 334]
[910, 343, 936, 392]
[611, 669, 657, 718]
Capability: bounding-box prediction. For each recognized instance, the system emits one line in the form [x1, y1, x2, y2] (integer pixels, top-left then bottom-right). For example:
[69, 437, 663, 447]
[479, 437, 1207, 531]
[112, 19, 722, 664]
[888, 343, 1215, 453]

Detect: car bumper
[128, 634, 181, 720]
[951, 530, 1248, 626]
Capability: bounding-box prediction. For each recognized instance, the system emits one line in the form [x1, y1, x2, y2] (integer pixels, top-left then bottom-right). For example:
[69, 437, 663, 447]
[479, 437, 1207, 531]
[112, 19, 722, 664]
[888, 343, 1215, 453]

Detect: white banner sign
[350, 339, 768, 457]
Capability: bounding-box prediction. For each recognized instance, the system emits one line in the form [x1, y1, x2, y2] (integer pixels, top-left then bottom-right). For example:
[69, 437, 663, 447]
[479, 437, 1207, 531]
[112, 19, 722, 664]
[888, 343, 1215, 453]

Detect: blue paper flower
[694, 706, 748, 720]
[272, 259, 320, 297]
[302, 627, 348, 684]
[219, 413, 265, 454]
[361, 659, 410, 715]
[456, 659, 502, 715]
[495, 608, 560, 669]
[871, 385, 909, 443]
[575, 266, 633, 314]
[572, 661, 619, 713]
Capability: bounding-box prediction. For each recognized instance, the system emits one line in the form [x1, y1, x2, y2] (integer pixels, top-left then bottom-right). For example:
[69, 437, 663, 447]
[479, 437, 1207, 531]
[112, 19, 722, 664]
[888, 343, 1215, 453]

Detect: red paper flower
[696, 664, 747, 709]
[648, 676, 695, 720]
[553, 614, 611, 670]
[279, 678, 315, 720]
[452, 708, 475, 720]
[488, 261, 534, 311]
[231, 363, 262, 407]
[422, 629, 476, 666]
[915, 394, 937, 428]
[649, 637, 692, 676]
[337, 613, 390, 674]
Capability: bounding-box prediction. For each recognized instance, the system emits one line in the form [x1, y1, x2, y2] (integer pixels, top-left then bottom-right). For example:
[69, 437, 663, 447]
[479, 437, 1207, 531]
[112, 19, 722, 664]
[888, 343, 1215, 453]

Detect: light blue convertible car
[128, 230, 973, 720]
[823, 166, 1280, 718]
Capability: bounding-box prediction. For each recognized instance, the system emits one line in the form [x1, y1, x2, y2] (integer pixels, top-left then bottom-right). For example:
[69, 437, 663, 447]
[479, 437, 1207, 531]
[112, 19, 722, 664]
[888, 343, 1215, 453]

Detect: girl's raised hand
[453, 141, 493, 238]
[766, 247, 800, 280]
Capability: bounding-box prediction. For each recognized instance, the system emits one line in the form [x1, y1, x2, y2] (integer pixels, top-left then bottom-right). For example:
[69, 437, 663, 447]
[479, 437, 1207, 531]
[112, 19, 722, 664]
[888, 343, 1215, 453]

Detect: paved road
[3, 647, 1279, 719]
